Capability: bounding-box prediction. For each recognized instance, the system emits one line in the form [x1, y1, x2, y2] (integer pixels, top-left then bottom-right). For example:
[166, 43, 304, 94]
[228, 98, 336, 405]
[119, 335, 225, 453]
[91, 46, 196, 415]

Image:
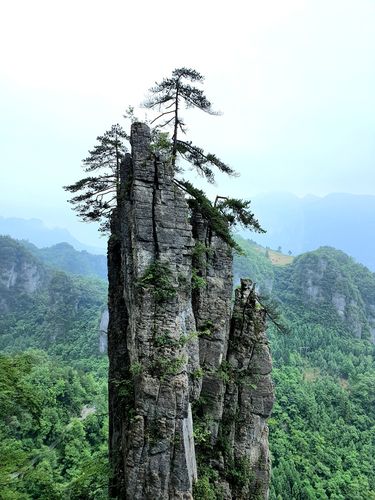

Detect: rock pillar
[108, 123, 274, 499]
[108, 123, 198, 499]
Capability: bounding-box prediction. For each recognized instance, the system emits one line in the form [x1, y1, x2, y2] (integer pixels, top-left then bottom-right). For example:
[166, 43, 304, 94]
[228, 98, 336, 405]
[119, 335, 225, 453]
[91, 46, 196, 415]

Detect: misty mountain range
[0, 216, 105, 255]
[244, 192, 375, 271]
[1, 192, 375, 271]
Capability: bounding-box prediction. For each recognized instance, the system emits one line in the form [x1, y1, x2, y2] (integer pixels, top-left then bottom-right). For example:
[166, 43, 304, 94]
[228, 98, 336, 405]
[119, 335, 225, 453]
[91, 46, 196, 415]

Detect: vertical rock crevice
[108, 123, 274, 499]
[108, 207, 131, 499]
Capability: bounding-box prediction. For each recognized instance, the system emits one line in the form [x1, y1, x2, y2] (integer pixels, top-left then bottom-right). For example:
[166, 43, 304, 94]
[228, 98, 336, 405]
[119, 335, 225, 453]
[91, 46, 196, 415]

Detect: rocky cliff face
[0, 236, 47, 313]
[108, 123, 274, 499]
[273, 247, 375, 343]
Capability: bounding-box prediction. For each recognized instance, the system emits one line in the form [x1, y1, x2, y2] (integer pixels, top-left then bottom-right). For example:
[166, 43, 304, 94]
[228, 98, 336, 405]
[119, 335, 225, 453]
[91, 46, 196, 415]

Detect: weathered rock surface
[218, 280, 274, 499]
[191, 211, 233, 444]
[109, 123, 198, 499]
[108, 123, 274, 499]
[99, 308, 109, 353]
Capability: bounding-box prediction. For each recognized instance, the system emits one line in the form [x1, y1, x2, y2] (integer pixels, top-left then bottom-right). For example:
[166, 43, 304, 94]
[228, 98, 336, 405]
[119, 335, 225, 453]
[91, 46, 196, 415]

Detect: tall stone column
[191, 211, 233, 442]
[220, 280, 275, 499]
[108, 123, 198, 499]
[108, 122, 274, 499]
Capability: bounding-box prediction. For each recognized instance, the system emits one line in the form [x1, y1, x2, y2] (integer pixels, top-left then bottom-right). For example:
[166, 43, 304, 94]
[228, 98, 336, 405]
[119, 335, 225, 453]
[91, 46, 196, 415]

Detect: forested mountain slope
[0, 236, 107, 363]
[0, 350, 108, 499]
[23, 241, 107, 280]
[0, 236, 109, 498]
[235, 238, 375, 499]
[273, 246, 375, 342]
[1, 235, 373, 498]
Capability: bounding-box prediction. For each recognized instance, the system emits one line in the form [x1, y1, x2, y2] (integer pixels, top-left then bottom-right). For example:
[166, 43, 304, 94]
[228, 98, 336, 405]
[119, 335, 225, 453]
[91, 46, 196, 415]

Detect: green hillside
[235, 238, 375, 499]
[0, 350, 108, 499]
[1, 235, 374, 498]
[0, 236, 109, 498]
[0, 236, 107, 364]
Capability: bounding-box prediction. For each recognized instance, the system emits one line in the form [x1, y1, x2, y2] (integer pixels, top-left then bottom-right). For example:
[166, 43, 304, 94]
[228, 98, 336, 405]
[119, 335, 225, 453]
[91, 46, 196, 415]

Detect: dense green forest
[0, 351, 108, 499]
[235, 237, 375, 499]
[0, 235, 374, 498]
[0, 236, 108, 498]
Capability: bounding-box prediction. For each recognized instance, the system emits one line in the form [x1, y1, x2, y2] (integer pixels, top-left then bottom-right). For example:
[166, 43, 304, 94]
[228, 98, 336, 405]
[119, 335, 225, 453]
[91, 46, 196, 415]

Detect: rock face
[219, 281, 274, 499]
[0, 238, 45, 295]
[278, 249, 375, 343]
[108, 123, 274, 499]
[0, 236, 47, 313]
[191, 211, 233, 445]
[99, 309, 109, 353]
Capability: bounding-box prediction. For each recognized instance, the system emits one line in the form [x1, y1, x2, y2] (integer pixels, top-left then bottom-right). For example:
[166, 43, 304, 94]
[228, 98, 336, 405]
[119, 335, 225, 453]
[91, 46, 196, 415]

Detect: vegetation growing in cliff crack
[197, 320, 214, 338]
[226, 456, 254, 492]
[129, 362, 143, 376]
[192, 268, 207, 289]
[150, 354, 187, 379]
[216, 360, 233, 384]
[193, 469, 218, 500]
[191, 367, 204, 380]
[113, 378, 134, 399]
[137, 261, 176, 303]
[193, 419, 212, 445]
[192, 241, 213, 266]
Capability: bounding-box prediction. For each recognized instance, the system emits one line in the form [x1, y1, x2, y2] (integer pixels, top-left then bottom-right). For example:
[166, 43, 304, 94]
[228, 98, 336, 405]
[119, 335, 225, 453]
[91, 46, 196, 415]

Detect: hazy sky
[1, 0, 374, 246]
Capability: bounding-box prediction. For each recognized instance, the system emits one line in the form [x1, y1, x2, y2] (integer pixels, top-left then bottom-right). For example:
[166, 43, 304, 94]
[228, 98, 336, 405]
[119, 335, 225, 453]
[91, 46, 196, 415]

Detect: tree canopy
[64, 124, 128, 232]
[144, 67, 235, 180]
[64, 68, 264, 250]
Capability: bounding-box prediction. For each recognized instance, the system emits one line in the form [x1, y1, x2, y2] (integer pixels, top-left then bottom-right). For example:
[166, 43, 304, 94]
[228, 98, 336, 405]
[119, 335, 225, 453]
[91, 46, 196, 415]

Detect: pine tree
[144, 67, 265, 250]
[65, 69, 265, 250]
[145, 67, 235, 180]
[64, 124, 128, 232]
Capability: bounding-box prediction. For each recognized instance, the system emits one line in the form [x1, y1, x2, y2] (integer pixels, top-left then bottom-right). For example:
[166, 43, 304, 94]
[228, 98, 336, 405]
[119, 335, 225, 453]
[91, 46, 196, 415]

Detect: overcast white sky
[0, 0, 374, 246]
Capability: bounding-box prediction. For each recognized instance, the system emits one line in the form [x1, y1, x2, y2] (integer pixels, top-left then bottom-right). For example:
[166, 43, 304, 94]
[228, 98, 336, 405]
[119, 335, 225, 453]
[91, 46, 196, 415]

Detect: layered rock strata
[109, 123, 198, 499]
[218, 281, 274, 499]
[108, 123, 274, 499]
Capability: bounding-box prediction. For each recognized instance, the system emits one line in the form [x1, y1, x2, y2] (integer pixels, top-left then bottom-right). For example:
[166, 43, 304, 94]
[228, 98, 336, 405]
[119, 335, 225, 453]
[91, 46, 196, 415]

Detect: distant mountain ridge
[23, 240, 107, 280]
[0, 216, 106, 255]
[245, 192, 375, 271]
[3, 192, 375, 270]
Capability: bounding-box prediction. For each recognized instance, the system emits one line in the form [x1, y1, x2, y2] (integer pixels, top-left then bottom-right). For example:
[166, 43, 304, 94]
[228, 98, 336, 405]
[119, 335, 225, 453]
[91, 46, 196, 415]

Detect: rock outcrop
[99, 309, 109, 353]
[0, 236, 47, 313]
[218, 281, 274, 499]
[275, 248, 375, 343]
[108, 123, 274, 499]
